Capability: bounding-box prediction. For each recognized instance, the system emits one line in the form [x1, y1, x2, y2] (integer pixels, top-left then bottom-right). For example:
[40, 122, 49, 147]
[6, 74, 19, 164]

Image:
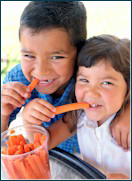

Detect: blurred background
[1, 1, 131, 82]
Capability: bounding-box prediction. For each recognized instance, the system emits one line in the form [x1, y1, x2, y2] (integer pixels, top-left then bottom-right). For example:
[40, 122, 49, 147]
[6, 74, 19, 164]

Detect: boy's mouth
[37, 79, 56, 87]
[39, 79, 54, 83]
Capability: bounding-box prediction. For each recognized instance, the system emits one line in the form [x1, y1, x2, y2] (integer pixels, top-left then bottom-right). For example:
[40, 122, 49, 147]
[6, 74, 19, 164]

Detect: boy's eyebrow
[21, 48, 33, 53]
[21, 49, 67, 54]
[51, 50, 67, 54]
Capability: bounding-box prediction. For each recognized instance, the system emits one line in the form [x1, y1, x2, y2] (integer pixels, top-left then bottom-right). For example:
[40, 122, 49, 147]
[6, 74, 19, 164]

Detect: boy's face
[75, 60, 127, 125]
[20, 28, 77, 95]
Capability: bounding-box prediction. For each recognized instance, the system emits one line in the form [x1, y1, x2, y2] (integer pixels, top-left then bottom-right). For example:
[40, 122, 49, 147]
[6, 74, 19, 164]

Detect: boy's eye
[51, 56, 65, 60]
[23, 54, 35, 59]
[102, 81, 113, 85]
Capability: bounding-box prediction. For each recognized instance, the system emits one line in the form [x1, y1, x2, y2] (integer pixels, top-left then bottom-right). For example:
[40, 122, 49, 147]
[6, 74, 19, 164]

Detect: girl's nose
[86, 86, 100, 98]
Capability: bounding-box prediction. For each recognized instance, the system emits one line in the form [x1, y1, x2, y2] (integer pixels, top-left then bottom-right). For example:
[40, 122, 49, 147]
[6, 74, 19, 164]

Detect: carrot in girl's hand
[28, 78, 39, 92]
[54, 102, 89, 114]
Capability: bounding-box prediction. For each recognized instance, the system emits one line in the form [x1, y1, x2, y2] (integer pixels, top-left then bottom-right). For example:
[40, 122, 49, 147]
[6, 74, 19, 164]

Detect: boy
[1, 2, 130, 153]
[1, 1, 87, 154]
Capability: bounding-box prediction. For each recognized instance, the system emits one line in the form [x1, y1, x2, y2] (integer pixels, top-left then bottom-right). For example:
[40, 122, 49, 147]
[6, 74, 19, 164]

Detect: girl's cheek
[75, 84, 83, 102]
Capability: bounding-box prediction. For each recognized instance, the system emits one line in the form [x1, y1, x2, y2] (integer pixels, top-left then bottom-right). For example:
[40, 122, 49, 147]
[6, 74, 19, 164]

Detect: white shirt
[77, 112, 131, 177]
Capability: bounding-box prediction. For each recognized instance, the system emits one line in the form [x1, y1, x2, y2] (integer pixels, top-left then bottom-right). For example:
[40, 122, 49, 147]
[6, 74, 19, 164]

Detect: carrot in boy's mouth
[28, 78, 39, 92]
[54, 102, 89, 114]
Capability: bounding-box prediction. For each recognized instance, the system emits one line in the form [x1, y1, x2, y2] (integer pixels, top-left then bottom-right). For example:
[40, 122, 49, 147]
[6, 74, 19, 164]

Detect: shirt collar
[78, 112, 116, 130]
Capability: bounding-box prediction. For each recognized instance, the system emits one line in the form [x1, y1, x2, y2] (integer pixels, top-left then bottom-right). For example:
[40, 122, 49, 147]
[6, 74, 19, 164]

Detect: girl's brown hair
[65, 34, 130, 132]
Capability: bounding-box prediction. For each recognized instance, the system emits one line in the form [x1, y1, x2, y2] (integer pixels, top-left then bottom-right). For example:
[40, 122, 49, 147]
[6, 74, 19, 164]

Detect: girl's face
[75, 60, 127, 125]
[20, 27, 77, 96]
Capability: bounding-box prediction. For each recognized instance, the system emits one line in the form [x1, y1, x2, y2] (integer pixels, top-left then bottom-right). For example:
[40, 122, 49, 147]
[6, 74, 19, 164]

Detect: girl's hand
[110, 102, 130, 150]
[1, 82, 31, 116]
[107, 173, 129, 179]
[22, 98, 56, 125]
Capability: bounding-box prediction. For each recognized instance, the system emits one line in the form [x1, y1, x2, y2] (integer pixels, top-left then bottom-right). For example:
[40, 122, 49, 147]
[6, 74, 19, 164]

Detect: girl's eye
[78, 78, 88, 83]
[51, 56, 65, 60]
[102, 81, 113, 85]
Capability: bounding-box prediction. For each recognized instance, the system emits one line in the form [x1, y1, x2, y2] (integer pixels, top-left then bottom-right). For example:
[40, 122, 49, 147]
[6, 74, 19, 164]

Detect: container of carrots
[1, 124, 51, 179]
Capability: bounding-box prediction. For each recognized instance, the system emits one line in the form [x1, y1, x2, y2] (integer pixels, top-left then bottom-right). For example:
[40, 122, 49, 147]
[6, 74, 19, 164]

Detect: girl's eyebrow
[77, 73, 84, 76]
[101, 76, 117, 81]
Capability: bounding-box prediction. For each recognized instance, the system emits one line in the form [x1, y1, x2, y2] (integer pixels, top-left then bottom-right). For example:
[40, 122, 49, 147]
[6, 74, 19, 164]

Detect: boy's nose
[35, 61, 52, 76]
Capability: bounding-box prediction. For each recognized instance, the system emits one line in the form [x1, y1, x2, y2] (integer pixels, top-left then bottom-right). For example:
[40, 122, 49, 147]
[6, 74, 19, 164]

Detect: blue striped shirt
[3, 63, 80, 153]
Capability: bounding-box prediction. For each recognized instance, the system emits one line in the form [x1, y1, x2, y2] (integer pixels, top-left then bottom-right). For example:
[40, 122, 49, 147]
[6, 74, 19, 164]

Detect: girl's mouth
[88, 103, 102, 110]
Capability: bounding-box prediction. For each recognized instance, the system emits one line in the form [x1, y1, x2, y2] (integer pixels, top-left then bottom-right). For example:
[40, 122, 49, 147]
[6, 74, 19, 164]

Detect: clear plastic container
[1, 124, 51, 179]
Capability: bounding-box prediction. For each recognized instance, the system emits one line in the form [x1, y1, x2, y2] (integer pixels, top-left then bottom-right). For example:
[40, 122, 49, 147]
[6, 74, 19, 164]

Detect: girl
[47, 35, 130, 179]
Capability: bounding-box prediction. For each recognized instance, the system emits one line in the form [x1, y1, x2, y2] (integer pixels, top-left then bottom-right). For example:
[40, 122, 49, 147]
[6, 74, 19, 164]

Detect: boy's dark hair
[19, 1, 87, 51]
[78, 34, 130, 112]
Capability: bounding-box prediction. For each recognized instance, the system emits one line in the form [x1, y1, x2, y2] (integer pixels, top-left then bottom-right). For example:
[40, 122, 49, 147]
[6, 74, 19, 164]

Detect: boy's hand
[110, 103, 130, 150]
[1, 82, 31, 116]
[107, 173, 129, 179]
[22, 98, 56, 125]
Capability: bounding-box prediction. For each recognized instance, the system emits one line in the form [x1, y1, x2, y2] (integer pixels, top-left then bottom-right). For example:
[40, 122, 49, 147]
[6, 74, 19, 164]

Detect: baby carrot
[10, 129, 15, 134]
[24, 144, 31, 153]
[54, 102, 89, 114]
[28, 78, 39, 92]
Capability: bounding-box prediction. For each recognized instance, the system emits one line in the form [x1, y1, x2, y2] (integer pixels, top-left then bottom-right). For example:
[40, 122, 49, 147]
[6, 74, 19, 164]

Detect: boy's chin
[34, 87, 54, 94]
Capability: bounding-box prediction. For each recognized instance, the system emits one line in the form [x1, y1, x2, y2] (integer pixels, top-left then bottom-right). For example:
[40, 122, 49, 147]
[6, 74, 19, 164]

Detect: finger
[112, 128, 121, 147]
[26, 116, 44, 125]
[2, 82, 31, 98]
[120, 131, 129, 150]
[31, 109, 51, 122]
[37, 99, 56, 112]
[1, 95, 23, 107]
[2, 89, 26, 105]
[34, 100, 55, 118]
[128, 132, 130, 150]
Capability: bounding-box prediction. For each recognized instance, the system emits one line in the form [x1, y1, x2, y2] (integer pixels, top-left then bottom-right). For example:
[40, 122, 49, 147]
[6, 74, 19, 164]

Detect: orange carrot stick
[1, 147, 8, 154]
[6, 140, 11, 147]
[54, 102, 89, 114]
[28, 143, 34, 151]
[24, 144, 31, 153]
[10, 129, 15, 134]
[28, 78, 39, 92]
[26, 155, 41, 178]
[32, 154, 46, 178]
[24, 159, 37, 179]
[40, 134, 47, 145]
[7, 160, 18, 179]
[17, 134, 27, 144]
[14, 159, 24, 178]
[34, 132, 42, 143]
[7, 147, 15, 155]
[9, 135, 19, 146]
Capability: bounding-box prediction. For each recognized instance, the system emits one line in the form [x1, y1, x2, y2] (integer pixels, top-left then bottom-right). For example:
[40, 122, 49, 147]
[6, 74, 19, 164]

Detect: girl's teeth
[91, 104, 98, 108]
